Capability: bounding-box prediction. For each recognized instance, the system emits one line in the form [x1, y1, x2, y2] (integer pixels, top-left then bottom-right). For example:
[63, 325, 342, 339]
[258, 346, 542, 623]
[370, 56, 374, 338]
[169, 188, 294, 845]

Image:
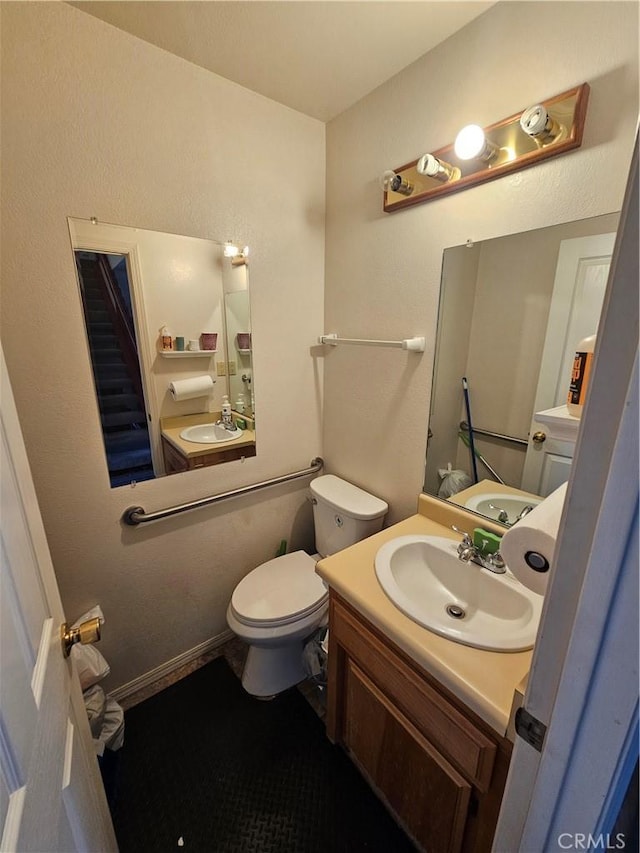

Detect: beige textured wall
[324, 1, 638, 524]
[1, 2, 325, 691]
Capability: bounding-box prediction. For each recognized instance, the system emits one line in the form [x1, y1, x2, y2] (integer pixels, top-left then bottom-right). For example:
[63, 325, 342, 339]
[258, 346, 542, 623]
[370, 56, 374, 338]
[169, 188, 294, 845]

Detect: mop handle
[462, 377, 479, 484]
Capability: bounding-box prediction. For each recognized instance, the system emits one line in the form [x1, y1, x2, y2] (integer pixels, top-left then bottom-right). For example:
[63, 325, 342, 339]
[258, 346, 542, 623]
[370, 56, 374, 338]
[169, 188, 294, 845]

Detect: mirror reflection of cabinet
[69, 218, 256, 488]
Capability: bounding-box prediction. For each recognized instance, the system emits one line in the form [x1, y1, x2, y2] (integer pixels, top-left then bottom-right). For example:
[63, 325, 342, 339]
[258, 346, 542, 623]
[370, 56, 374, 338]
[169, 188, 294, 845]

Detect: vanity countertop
[448, 478, 542, 509]
[161, 412, 256, 459]
[315, 494, 532, 737]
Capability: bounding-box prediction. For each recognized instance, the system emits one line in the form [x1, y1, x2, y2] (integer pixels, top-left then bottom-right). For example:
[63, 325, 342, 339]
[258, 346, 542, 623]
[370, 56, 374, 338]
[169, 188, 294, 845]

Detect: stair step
[95, 377, 136, 392]
[93, 364, 129, 378]
[110, 467, 155, 488]
[99, 394, 142, 410]
[102, 411, 147, 428]
[92, 349, 125, 362]
[106, 446, 153, 472]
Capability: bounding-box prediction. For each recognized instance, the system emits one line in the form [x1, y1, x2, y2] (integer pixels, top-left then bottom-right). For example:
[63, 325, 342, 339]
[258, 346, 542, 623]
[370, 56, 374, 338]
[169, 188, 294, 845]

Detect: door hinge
[515, 706, 547, 752]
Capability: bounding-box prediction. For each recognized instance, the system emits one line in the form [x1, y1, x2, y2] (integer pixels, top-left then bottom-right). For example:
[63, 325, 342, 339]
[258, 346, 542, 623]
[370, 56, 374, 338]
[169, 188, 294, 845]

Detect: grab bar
[319, 333, 425, 352]
[122, 457, 324, 526]
[459, 421, 528, 447]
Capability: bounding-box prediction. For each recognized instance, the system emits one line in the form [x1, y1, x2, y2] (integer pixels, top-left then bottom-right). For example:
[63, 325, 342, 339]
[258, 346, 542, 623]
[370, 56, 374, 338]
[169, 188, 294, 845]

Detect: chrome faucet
[216, 412, 237, 431]
[515, 504, 535, 522]
[488, 503, 510, 524]
[451, 526, 506, 574]
[488, 502, 535, 527]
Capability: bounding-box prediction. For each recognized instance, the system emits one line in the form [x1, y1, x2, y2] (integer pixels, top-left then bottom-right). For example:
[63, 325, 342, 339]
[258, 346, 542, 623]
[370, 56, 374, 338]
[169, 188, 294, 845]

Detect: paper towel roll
[500, 482, 568, 595]
[169, 375, 214, 401]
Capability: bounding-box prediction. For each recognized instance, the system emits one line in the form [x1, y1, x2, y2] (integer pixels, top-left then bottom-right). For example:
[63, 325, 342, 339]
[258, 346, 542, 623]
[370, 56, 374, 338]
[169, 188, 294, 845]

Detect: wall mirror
[423, 211, 619, 527]
[69, 218, 256, 488]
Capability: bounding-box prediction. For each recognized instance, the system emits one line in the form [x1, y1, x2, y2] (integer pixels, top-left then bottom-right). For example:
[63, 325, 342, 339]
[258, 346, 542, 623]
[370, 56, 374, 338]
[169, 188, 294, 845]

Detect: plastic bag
[83, 684, 107, 738]
[98, 699, 125, 752]
[303, 626, 328, 682]
[437, 463, 473, 498]
[70, 606, 110, 689]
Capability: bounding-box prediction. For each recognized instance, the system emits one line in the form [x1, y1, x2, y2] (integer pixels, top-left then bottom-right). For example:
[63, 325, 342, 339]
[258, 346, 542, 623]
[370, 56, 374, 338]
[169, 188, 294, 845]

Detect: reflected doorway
[75, 251, 155, 487]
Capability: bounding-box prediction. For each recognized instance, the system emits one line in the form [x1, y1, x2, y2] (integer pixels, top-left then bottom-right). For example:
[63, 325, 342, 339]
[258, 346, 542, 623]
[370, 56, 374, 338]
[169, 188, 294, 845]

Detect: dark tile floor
[111, 651, 415, 852]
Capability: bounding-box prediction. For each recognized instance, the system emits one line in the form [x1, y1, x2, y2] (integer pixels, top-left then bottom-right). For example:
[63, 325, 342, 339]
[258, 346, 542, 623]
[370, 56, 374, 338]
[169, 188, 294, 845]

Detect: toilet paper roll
[500, 482, 568, 595]
[169, 375, 214, 401]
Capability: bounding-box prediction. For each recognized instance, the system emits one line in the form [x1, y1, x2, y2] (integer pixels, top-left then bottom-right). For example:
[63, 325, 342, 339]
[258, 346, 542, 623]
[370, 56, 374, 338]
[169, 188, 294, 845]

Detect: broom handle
[462, 377, 479, 484]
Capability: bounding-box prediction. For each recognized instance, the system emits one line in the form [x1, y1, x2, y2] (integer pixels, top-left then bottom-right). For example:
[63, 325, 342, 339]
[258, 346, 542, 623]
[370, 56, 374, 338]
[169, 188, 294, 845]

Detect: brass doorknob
[61, 617, 101, 658]
[532, 431, 547, 445]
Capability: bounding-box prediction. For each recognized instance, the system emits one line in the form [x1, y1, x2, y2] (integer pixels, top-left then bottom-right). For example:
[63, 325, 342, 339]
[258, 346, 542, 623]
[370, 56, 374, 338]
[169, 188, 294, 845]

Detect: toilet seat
[230, 550, 328, 629]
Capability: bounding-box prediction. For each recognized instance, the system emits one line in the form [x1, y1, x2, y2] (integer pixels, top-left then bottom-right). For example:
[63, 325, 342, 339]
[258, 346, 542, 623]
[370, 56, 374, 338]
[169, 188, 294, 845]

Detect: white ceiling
[70, 1, 495, 121]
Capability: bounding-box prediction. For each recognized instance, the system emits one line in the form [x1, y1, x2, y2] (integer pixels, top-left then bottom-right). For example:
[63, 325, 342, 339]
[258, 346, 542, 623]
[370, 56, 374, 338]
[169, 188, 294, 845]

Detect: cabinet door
[344, 660, 471, 853]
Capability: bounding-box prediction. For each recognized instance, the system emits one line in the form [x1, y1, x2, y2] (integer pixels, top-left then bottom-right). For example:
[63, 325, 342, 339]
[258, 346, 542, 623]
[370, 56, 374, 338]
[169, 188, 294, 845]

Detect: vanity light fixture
[453, 125, 499, 164]
[223, 243, 240, 258]
[416, 153, 460, 183]
[382, 83, 589, 213]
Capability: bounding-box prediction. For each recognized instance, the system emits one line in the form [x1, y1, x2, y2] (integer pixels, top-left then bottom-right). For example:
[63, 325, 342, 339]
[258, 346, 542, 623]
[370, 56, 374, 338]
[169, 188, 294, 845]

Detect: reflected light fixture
[416, 153, 460, 183]
[454, 124, 499, 163]
[231, 245, 250, 267]
[380, 169, 414, 197]
[520, 104, 565, 145]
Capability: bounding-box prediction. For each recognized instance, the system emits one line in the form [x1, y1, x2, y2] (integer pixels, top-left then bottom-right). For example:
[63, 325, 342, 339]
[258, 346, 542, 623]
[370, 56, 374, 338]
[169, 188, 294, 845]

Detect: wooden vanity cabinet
[326, 594, 512, 853]
[162, 435, 256, 474]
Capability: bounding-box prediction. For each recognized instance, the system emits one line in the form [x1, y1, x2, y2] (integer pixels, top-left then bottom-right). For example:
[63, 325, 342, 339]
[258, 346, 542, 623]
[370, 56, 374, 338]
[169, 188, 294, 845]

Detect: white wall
[0, 2, 325, 691]
[324, 1, 638, 523]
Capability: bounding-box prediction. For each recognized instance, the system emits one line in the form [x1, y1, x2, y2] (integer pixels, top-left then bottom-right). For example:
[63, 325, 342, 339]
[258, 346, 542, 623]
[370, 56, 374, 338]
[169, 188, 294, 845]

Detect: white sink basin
[179, 423, 244, 444]
[374, 535, 542, 651]
[464, 493, 541, 525]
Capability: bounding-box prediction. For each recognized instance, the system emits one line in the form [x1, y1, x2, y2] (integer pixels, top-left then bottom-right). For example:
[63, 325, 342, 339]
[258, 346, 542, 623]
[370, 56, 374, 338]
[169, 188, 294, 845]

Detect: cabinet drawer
[332, 598, 496, 791]
[345, 660, 470, 853]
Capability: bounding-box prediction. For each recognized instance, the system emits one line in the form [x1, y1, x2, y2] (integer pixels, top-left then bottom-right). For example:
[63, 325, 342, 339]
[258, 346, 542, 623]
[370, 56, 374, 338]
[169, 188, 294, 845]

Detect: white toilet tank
[310, 474, 388, 557]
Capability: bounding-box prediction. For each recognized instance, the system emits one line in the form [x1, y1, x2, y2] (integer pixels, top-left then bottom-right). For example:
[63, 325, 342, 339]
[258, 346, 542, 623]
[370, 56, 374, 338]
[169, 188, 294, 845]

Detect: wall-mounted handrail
[319, 333, 425, 352]
[122, 457, 324, 526]
[460, 421, 528, 447]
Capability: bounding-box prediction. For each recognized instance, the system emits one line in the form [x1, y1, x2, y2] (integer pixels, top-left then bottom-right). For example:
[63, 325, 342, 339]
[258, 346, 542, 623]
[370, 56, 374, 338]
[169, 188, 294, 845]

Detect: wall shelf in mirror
[382, 83, 589, 213]
[159, 350, 217, 358]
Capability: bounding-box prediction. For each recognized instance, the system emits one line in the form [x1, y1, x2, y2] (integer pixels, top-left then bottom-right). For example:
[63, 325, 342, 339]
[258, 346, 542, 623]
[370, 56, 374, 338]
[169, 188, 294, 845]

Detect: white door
[494, 140, 638, 851]
[0, 347, 117, 852]
[520, 231, 615, 495]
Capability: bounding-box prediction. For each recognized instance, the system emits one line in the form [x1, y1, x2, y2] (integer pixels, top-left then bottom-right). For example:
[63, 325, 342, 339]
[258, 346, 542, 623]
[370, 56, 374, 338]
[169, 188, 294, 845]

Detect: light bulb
[416, 153, 460, 183]
[224, 243, 239, 258]
[454, 125, 498, 163]
[380, 170, 413, 197]
[520, 105, 564, 145]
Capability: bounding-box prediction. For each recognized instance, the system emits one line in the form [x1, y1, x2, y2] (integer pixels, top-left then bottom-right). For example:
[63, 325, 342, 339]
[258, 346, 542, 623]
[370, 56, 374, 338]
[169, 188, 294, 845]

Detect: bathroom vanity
[316, 496, 532, 852]
[160, 413, 256, 473]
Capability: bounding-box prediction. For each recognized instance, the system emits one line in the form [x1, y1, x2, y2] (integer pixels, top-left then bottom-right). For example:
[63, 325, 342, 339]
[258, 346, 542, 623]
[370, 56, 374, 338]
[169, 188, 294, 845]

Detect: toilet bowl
[227, 475, 388, 697]
[227, 550, 328, 697]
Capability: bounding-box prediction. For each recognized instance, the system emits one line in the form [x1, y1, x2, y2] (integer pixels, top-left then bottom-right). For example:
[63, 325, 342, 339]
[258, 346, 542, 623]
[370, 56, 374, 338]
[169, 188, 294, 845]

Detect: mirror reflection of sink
[180, 423, 244, 444]
[464, 493, 542, 525]
[374, 535, 542, 651]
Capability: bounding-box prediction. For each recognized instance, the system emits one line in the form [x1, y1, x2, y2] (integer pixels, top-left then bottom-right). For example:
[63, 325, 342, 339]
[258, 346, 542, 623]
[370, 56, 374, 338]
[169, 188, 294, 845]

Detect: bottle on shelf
[161, 325, 173, 351]
[567, 333, 596, 417]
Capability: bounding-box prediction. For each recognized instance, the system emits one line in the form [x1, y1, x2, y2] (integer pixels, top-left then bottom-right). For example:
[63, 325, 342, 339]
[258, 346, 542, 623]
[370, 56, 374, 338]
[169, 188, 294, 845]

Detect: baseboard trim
[109, 629, 235, 702]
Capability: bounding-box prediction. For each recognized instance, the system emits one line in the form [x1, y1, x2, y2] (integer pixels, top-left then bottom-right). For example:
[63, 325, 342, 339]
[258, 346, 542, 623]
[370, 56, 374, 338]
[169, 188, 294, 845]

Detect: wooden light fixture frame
[383, 83, 590, 213]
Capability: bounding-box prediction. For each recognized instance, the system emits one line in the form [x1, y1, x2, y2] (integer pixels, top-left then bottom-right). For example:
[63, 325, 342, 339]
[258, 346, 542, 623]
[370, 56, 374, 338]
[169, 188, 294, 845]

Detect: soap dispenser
[234, 394, 246, 414]
[221, 395, 232, 423]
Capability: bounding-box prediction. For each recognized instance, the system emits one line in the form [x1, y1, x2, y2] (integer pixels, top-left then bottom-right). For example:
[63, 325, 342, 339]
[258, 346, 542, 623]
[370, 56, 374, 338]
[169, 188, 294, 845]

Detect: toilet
[226, 474, 388, 697]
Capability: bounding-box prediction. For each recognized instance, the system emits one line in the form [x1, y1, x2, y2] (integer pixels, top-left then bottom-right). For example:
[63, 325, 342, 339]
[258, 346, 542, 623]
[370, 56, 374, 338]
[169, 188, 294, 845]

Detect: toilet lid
[230, 550, 328, 627]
